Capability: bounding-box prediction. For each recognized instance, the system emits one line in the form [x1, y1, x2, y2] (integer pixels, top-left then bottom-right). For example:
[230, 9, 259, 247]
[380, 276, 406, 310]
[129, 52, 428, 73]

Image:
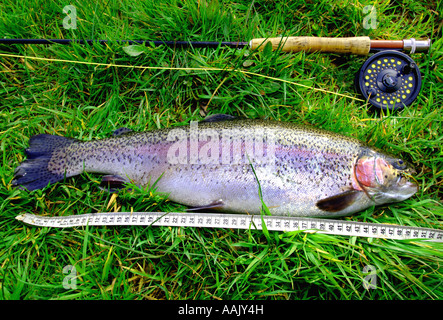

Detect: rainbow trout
[12, 115, 418, 217]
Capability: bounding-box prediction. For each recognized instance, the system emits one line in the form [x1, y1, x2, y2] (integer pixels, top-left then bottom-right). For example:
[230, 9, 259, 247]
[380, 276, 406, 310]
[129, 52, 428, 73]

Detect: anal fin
[316, 190, 361, 213]
[186, 199, 225, 212]
[99, 175, 129, 192]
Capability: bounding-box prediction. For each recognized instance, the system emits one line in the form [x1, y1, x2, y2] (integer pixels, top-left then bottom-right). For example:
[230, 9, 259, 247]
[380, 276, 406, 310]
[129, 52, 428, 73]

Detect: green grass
[0, 0, 442, 300]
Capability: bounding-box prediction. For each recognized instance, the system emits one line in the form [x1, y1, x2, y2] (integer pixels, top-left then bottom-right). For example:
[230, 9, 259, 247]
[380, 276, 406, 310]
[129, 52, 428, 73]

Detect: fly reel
[355, 50, 422, 111]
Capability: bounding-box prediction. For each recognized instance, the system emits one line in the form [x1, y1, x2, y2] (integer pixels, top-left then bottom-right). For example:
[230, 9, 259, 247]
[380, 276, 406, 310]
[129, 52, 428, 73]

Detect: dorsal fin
[113, 127, 133, 136]
[200, 114, 236, 123]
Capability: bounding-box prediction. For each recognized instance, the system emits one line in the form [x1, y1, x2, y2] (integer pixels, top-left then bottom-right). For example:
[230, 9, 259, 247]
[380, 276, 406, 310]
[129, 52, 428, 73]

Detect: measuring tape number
[15, 211, 443, 242]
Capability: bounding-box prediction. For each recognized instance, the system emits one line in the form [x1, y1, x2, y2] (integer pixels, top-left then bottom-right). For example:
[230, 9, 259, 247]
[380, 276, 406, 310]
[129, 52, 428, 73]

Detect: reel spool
[355, 50, 422, 111]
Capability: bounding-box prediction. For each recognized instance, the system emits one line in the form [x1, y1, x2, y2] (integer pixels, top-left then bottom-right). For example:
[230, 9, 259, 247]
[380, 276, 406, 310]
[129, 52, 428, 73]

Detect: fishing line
[0, 52, 365, 102]
[0, 35, 430, 108]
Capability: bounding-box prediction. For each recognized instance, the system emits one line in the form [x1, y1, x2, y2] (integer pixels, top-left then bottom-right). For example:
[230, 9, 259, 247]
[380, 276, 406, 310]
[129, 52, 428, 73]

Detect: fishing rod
[0, 36, 431, 54]
[0, 36, 431, 110]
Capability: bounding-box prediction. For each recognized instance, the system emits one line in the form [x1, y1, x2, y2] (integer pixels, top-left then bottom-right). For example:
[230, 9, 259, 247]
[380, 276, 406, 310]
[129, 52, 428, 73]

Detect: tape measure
[15, 211, 443, 242]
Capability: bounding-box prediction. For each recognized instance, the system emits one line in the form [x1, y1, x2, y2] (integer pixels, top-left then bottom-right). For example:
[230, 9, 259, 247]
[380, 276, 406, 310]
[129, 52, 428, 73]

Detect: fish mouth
[396, 169, 417, 186]
[396, 174, 406, 185]
[393, 174, 418, 199]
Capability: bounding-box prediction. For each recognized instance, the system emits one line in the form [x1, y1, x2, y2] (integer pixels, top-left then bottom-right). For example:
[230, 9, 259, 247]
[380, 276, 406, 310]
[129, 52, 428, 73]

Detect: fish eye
[392, 159, 407, 170]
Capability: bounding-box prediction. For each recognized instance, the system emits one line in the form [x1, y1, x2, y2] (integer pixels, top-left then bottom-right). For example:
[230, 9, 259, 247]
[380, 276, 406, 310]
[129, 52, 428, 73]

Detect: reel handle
[249, 36, 371, 55]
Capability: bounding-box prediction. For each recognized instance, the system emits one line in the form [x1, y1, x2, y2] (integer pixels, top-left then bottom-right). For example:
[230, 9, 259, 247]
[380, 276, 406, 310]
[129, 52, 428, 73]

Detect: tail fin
[12, 134, 78, 191]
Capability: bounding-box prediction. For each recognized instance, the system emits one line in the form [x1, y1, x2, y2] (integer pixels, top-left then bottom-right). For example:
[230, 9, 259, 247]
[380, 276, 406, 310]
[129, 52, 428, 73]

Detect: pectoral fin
[186, 199, 225, 211]
[316, 190, 361, 213]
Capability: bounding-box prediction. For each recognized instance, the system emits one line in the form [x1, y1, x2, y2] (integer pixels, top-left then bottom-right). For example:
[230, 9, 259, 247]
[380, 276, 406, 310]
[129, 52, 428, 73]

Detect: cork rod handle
[249, 36, 371, 55]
